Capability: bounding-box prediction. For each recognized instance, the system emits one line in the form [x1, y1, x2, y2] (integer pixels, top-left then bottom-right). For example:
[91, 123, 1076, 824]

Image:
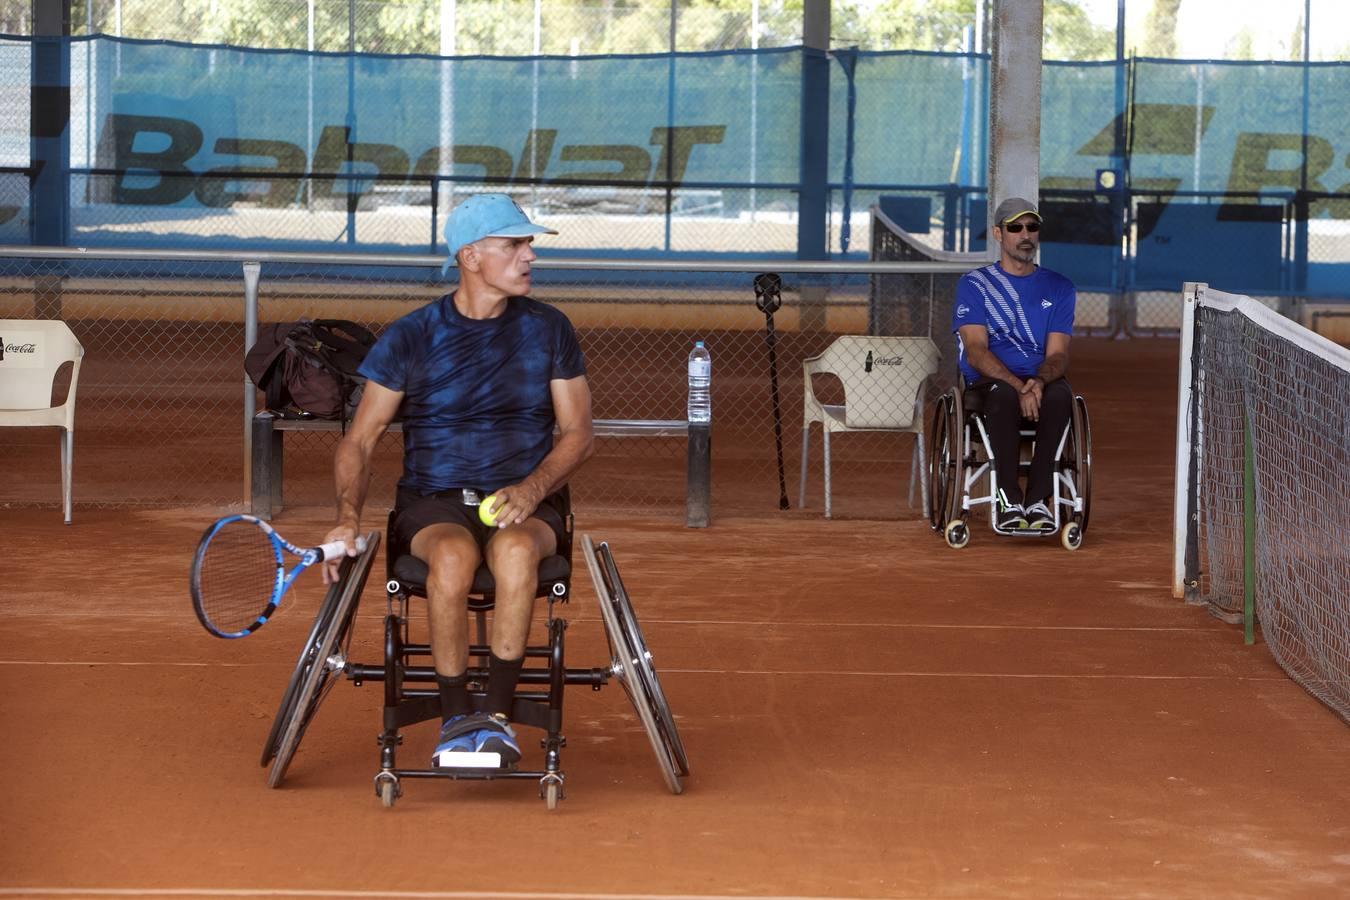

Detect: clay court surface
[2, 338, 1349, 899]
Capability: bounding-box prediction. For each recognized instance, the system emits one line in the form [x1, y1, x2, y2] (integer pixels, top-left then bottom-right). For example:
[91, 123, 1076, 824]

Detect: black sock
[435, 673, 471, 722]
[485, 652, 525, 718]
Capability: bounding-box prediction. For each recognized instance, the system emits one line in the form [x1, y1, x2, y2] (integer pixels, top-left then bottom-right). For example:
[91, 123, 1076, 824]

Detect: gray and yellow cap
[993, 197, 1042, 225]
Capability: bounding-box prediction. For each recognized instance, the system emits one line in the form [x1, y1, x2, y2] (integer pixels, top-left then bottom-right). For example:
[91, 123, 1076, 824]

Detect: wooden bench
[249, 412, 711, 526]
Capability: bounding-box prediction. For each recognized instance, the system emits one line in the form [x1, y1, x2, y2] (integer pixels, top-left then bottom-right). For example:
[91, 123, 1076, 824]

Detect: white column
[986, 0, 1042, 259]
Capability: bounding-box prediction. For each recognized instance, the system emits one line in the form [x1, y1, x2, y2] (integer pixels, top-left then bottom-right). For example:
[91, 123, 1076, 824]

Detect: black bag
[244, 319, 377, 420]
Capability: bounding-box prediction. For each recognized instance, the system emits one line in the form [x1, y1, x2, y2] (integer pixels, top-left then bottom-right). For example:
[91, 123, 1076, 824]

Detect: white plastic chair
[798, 335, 940, 518]
[0, 319, 85, 523]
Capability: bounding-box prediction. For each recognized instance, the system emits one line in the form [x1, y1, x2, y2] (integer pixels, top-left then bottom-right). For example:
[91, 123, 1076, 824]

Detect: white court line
[0, 890, 842, 900]
[7, 610, 1214, 633]
[665, 668, 1290, 680]
[0, 661, 251, 667]
[0, 659, 1288, 681]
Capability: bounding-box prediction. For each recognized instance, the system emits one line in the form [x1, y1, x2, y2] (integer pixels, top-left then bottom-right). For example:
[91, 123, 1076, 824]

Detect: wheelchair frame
[258, 518, 688, 809]
[926, 386, 1093, 551]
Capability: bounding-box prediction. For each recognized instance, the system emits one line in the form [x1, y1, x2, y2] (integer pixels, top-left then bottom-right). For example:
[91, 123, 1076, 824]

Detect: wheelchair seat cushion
[392, 552, 571, 598]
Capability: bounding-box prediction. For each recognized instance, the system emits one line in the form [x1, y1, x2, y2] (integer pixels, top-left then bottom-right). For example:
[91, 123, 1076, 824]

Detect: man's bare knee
[485, 529, 543, 589]
[414, 530, 480, 603]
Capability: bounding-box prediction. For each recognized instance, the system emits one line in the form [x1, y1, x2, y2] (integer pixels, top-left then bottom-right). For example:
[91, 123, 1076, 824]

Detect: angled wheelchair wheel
[927, 391, 964, 533]
[261, 597, 332, 768]
[266, 533, 379, 789]
[581, 534, 685, 795]
[1071, 395, 1093, 535]
[261, 549, 366, 767]
[600, 543, 690, 778]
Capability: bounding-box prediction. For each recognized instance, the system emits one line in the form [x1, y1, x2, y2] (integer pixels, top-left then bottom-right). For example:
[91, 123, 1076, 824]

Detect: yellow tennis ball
[478, 495, 500, 527]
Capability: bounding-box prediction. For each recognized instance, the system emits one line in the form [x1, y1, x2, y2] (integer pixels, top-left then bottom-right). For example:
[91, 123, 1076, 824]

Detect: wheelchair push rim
[927, 390, 964, 534]
[1071, 395, 1092, 535]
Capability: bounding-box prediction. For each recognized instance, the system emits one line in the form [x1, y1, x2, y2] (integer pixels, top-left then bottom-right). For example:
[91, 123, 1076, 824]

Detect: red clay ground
[1, 338, 1348, 899]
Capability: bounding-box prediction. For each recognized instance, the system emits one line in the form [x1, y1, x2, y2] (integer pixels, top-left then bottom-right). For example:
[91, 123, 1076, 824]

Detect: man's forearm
[1035, 352, 1069, 383]
[333, 437, 374, 527]
[968, 345, 1022, 388]
[522, 428, 594, 499]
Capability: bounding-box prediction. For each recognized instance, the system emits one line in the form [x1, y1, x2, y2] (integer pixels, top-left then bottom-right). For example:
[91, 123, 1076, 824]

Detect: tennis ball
[478, 495, 501, 527]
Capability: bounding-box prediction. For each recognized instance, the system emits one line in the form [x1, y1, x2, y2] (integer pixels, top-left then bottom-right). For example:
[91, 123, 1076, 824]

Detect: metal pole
[439, 0, 455, 221]
[1173, 282, 1201, 599]
[242, 262, 261, 505]
[306, 0, 314, 208]
[750, 0, 758, 222]
[531, 0, 540, 213]
[664, 0, 677, 251]
[1295, 0, 1311, 293]
[346, 0, 357, 246]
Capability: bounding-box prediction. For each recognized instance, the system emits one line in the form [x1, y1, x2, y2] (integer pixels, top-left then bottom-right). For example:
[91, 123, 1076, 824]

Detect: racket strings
[198, 523, 283, 634]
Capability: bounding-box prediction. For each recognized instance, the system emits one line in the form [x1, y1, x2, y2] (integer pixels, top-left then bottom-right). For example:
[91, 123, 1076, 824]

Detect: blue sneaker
[475, 713, 521, 766]
[432, 714, 477, 766]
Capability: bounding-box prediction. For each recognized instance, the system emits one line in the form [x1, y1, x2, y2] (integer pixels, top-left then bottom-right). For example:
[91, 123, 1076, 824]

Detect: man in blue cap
[322, 193, 593, 768]
[953, 197, 1076, 533]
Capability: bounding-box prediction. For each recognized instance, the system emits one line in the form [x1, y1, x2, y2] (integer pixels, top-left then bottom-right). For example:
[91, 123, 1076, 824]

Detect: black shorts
[393, 485, 567, 554]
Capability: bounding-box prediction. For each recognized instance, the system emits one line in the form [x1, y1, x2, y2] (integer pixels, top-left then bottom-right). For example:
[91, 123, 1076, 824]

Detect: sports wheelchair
[925, 382, 1092, 551]
[258, 493, 689, 808]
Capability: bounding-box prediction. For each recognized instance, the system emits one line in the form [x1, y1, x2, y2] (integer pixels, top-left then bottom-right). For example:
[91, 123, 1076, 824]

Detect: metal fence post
[243, 261, 261, 506]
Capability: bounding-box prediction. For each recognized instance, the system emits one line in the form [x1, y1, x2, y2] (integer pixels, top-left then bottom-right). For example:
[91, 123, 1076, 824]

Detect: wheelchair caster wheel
[1061, 522, 1083, 551]
[540, 773, 564, 810]
[944, 520, 969, 549]
[375, 772, 400, 808]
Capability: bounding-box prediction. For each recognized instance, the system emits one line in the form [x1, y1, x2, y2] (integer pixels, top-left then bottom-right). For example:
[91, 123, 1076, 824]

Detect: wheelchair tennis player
[321, 194, 593, 769]
[953, 196, 1076, 533]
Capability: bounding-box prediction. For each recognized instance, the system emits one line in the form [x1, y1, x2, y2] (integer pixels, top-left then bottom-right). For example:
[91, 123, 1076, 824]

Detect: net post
[1173, 282, 1203, 598]
[1242, 414, 1256, 646]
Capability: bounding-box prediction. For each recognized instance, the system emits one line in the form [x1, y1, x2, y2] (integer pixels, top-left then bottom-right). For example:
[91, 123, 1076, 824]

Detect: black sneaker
[475, 713, 521, 766]
[1025, 500, 1055, 532]
[997, 499, 1027, 531]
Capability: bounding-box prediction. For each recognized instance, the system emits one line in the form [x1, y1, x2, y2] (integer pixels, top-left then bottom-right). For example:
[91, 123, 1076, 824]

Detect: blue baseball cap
[442, 193, 558, 272]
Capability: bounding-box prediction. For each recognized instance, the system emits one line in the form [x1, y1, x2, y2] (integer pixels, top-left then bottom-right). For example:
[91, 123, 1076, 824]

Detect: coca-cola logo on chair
[1, 339, 39, 361]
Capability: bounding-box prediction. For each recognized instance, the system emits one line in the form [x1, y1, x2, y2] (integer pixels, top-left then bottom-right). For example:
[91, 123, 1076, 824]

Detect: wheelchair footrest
[433, 750, 506, 769]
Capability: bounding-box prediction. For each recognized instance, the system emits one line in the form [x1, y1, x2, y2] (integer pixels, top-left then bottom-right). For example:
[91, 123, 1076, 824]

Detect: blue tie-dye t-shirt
[953, 263, 1076, 383]
[359, 293, 586, 493]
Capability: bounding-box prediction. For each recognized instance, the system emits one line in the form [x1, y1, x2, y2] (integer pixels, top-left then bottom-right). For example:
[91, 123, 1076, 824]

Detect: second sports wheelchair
[925, 382, 1092, 551]
[258, 492, 689, 808]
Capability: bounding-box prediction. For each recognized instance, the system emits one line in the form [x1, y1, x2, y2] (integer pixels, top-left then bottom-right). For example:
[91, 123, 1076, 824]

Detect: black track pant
[970, 377, 1073, 507]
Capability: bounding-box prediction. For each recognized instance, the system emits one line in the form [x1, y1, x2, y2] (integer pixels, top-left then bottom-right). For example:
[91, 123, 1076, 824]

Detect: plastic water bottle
[687, 341, 712, 424]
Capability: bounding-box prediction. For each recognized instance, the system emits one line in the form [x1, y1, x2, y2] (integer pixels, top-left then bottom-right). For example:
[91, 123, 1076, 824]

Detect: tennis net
[1173, 283, 1350, 724]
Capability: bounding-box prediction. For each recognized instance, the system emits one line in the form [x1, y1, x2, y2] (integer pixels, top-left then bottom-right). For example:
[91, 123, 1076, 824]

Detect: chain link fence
[1, 248, 965, 523]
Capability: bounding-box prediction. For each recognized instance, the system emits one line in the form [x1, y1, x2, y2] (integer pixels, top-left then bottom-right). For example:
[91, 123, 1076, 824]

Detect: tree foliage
[46, 1, 1124, 63]
[1141, 0, 1182, 57]
[1044, 0, 1114, 61]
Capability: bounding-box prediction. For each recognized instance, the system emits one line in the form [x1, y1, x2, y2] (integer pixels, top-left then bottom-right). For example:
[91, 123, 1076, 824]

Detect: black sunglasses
[1003, 221, 1041, 234]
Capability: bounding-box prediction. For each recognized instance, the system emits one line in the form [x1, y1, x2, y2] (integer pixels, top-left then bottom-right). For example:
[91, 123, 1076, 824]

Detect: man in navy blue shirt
[323, 193, 594, 768]
[954, 197, 1076, 532]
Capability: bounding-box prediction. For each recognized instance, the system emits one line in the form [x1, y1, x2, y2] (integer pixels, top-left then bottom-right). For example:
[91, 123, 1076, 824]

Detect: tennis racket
[189, 514, 363, 639]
